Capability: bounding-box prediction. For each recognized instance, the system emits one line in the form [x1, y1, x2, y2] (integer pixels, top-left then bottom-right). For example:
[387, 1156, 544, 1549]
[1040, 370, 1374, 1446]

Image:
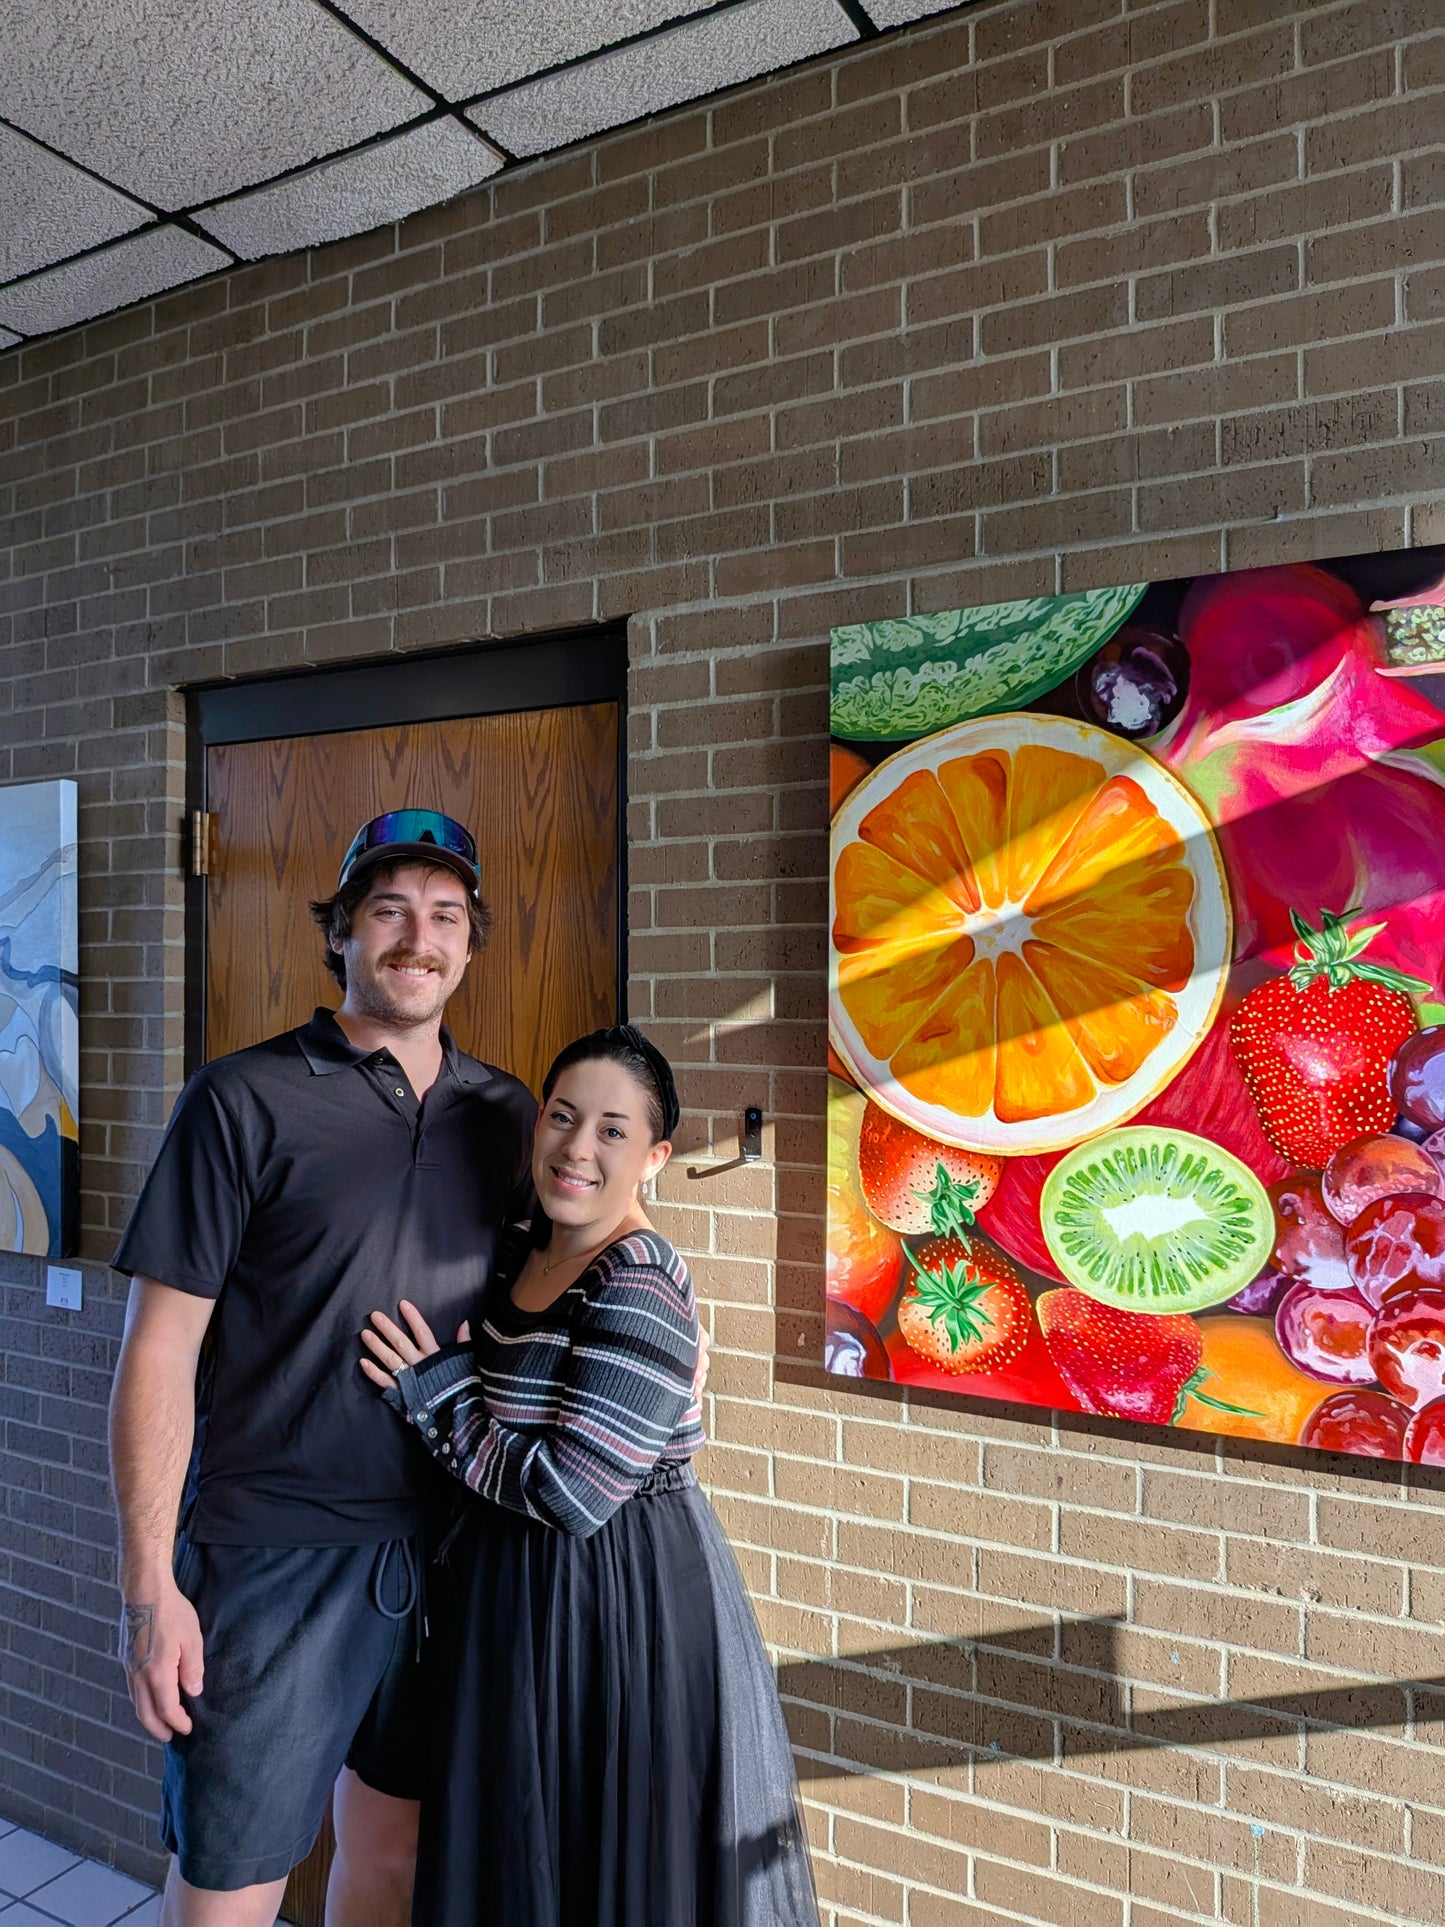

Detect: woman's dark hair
[308, 856, 492, 987]
[531, 1026, 680, 1250]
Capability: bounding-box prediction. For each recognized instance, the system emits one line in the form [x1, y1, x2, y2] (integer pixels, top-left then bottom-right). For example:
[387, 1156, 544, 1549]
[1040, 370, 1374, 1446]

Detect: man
[109, 810, 535, 1927]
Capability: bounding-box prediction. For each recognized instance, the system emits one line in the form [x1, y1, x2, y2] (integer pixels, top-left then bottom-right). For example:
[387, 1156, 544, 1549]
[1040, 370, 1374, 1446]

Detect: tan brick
[1126, 1850, 1221, 1918]
[1306, 95, 1443, 175]
[1226, 1761, 1406, 1854]
[1220, 165, 1396, 251]
[910, 1484, 1054, 1551]
[1304, 1839, 1445, 1920]
[976, 1858, 1123, 1927]
[981, 1442, 1137, 1513]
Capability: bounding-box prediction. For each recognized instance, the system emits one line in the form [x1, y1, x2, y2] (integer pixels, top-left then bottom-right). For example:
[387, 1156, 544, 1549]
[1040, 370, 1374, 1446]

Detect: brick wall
[2, 0, 1444, 1913]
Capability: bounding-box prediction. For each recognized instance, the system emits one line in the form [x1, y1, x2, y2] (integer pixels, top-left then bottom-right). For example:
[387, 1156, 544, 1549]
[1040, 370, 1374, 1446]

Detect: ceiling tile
[863, 0, 964, 23]
[466, 0, 857, 158]
[0, 0, 429, 211]
[0, 224, 229, 336]
[195, 117, 503, 259]
[0, 124, 151, 284]
[339, 0, 717, 101]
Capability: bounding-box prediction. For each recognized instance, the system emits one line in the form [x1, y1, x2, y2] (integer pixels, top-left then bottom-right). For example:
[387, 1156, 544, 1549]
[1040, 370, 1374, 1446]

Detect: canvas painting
[826, 546, 1445, 1466]
[0, 780, 79, 1257]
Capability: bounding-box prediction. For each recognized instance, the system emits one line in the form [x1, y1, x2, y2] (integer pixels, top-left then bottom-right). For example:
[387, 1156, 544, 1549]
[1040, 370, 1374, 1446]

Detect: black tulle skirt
[414, 1466, 819, 1927]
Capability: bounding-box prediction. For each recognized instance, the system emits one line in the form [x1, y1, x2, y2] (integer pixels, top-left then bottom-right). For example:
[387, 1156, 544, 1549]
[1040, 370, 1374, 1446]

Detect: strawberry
[857, 1101, 1001, 1238]
[895, 1233, 1030, 1376]
[1230, 907, 1427, 1170]
[1038, 1290, 1256, 1428]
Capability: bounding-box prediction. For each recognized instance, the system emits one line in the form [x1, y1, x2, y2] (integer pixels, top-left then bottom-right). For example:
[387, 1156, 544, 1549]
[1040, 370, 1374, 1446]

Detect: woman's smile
[548, 1165, 599, 1194]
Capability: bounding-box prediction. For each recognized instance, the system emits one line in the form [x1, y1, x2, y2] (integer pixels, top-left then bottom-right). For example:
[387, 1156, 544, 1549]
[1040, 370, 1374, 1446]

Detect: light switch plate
[46, 1265, 82, 1311]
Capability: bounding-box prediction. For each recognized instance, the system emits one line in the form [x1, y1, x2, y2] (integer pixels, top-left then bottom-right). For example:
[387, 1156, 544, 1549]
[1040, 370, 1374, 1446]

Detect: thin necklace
[540, 1232, 613, 1277]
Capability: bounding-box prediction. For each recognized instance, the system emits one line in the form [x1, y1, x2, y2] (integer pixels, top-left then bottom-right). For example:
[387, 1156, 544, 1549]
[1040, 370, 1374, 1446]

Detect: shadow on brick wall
[778, 1617, 1434, 1779]
[776, 1345, 1445, 1500]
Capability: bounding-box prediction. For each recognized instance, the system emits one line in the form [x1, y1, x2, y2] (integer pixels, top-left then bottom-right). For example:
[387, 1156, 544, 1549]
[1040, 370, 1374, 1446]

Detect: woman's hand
[360, 1300, 443, 1389]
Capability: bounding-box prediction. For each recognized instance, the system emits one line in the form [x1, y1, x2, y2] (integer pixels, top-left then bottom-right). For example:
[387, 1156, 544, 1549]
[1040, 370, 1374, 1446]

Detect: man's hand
[120, 1577, 204, 1742]
[693, 1322, 712, 1402]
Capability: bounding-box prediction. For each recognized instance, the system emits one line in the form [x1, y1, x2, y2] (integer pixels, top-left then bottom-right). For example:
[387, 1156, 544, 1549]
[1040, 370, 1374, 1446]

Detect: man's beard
[347, 945, 456, 1025]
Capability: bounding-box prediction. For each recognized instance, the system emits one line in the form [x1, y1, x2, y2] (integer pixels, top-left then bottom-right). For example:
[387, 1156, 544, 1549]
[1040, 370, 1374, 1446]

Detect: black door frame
[183, 624, 630, 1076]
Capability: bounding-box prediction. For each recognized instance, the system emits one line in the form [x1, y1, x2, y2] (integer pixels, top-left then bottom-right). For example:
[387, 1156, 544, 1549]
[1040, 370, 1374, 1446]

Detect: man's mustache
[375, 947, 448, 975]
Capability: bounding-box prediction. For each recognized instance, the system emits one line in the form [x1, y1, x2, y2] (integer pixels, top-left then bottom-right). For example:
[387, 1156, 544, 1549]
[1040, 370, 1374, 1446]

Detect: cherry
[1275, 1283, 1375, 1385]
[1321, 1134, 1444, 1226]
[1269, 1174, 1351, 1290]
[1345, 1193, 1445, 1308]
[1300, 1388, 1409, 1459]
[1368, 1287, 1445, 1408]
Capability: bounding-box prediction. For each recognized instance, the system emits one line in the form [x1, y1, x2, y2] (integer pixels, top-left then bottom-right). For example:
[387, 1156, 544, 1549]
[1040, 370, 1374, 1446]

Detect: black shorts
[162, 1534, 427, 1891]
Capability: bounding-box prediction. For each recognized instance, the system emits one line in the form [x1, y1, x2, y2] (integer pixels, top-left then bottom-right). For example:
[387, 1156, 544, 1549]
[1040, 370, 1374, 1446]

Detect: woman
[360, 1024, 819, 1927]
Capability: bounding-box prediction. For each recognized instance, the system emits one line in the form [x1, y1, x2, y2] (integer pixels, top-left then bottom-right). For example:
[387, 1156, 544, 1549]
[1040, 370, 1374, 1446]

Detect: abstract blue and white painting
[0, 780, 78, 1256]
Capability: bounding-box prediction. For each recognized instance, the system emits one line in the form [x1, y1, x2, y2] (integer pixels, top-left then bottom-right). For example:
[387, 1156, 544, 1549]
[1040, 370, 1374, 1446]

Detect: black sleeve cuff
[395, 1344, 479, 1421]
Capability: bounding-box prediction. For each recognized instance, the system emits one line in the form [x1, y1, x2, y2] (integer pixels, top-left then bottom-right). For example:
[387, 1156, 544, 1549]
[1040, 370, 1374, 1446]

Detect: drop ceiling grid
[0, 0, 963, 345]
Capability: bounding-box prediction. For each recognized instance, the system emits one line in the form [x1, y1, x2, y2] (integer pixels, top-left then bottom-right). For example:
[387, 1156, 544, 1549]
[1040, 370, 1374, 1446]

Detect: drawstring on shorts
[371, 1536, 426, 1658]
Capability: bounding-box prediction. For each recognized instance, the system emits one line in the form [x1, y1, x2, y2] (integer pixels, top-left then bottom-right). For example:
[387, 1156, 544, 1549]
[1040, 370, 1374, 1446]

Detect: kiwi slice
[1040, 1127, 1272, 1316]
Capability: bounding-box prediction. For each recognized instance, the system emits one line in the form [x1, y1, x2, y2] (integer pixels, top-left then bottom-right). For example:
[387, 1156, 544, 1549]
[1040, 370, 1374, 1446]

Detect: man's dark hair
[309, 856, 492, 987]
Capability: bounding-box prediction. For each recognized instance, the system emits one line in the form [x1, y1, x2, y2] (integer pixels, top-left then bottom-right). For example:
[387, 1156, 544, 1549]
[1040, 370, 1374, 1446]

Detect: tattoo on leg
[121, 1604, 155, 1675]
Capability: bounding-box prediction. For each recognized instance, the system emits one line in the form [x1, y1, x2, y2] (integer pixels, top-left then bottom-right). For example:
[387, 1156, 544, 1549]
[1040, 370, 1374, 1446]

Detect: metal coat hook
[686, 1107, 764, 1179]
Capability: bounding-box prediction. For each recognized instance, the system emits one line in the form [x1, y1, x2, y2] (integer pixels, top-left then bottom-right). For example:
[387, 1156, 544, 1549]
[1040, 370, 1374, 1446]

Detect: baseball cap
[337, 809, 481, 897]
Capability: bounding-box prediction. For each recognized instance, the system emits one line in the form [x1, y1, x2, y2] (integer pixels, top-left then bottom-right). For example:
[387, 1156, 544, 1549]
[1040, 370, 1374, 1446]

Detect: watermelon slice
[830, 582, 1147, 741]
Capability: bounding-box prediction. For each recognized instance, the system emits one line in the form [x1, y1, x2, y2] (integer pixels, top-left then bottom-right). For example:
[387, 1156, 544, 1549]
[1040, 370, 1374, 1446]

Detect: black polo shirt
[113, 1009, 535, 1546]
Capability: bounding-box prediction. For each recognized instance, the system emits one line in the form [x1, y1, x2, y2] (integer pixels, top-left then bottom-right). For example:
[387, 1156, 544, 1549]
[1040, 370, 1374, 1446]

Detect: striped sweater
[393, 1230, 705, 1538]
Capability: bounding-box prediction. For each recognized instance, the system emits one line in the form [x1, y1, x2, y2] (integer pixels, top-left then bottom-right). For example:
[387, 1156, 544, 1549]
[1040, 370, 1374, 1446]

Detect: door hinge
[190, 811, 218, 877]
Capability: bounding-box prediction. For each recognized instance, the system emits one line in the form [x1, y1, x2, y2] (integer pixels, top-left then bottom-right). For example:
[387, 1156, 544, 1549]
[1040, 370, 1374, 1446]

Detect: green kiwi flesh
[1040, 1126, 1273, 1315]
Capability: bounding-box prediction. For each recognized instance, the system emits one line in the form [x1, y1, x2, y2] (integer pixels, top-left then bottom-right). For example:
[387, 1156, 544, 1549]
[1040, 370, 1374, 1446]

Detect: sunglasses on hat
[338, 810, 481, 895]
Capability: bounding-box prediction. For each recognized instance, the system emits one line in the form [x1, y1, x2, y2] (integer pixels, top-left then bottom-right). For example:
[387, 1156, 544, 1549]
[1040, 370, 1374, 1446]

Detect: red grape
[1076, 626, 1190, 739]
[1405, 1397, 1445, 1467]
[1389, 1026, 1445, 1132]
[1227, 1268, 1289, 1315]
[1269, 1174, 1352, 1290]
[1300, 1388, 1410, 1459]
[1321, 1133, 1444, 1226]
[1345, 1193, 1445, 1307]
[1368, 1287, 1445, 1408]
[1275, 1283, 1376, 1385]
[824, 1299, 890, 1380]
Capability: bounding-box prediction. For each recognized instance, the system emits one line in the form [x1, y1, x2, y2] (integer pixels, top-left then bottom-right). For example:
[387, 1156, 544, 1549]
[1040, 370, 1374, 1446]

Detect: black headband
[600, 1023, 682, 1140]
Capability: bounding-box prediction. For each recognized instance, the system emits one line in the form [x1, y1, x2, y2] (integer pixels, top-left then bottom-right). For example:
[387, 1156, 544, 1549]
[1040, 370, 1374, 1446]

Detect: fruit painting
[825, 545, 1445, 1464]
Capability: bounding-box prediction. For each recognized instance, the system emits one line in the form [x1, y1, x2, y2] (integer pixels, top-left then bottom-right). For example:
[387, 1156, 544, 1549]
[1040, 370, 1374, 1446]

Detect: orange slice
[829, 714, 1231, 1154]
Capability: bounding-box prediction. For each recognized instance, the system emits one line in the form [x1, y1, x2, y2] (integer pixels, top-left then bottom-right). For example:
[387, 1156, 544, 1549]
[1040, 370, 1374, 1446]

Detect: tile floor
[0, 1823, 157, 1927]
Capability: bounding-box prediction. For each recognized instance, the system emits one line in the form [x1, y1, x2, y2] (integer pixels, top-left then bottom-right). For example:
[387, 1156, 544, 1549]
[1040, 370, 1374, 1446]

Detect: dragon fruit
[1153, 564, 1445, 998]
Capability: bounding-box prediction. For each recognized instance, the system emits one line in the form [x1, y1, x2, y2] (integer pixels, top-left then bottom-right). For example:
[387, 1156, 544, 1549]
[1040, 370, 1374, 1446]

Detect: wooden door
[200, 701, 619, 1925]
[204, 703, 618, 1084]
